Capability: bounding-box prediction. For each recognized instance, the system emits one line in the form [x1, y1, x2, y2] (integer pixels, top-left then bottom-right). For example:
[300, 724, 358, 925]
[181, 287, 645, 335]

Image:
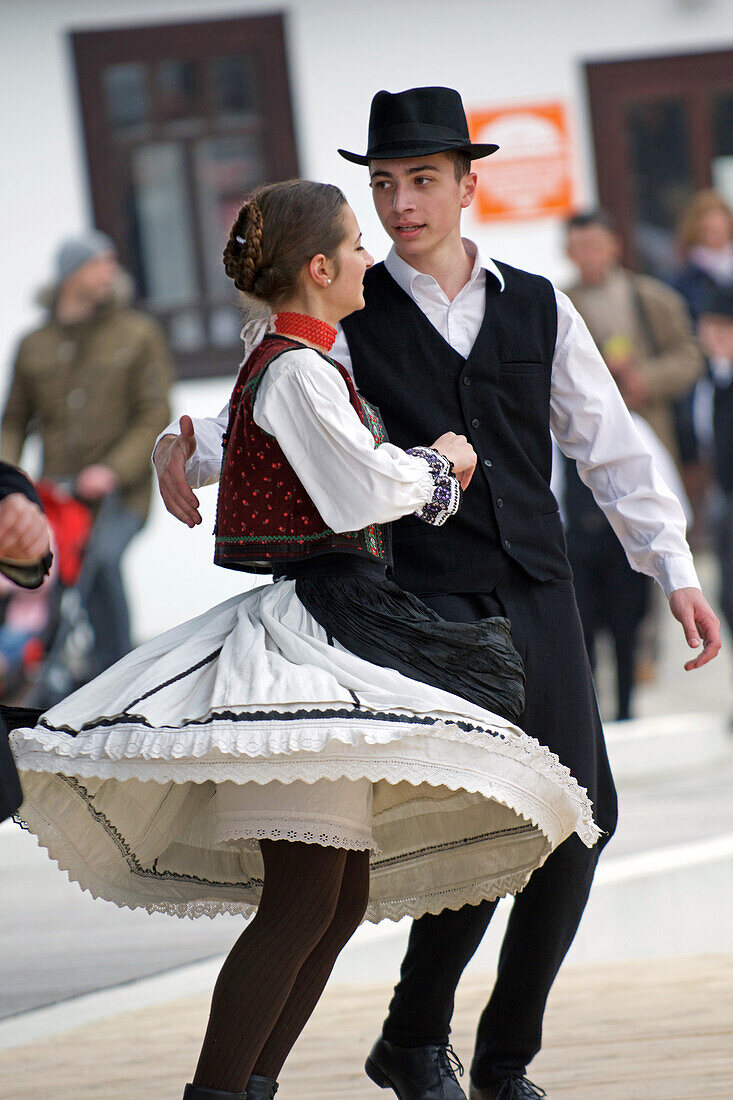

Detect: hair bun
[223, 200, 264, 293]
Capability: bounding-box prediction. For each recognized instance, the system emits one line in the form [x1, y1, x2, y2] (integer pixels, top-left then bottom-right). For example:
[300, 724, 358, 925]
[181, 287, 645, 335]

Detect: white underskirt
[12, 579, 601, 922]
[214, 777, 374, 850]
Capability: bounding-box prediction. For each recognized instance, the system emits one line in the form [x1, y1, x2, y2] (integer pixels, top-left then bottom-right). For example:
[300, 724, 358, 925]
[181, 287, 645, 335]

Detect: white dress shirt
[156, 240, 699, 596]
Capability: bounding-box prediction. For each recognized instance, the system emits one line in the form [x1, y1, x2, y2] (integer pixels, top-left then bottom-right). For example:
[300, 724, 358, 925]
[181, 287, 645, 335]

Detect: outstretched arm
[550, 291, 722, 669]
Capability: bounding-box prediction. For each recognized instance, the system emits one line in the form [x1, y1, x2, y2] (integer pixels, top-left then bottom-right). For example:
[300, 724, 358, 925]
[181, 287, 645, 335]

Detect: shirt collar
[384, 238, 505, 298]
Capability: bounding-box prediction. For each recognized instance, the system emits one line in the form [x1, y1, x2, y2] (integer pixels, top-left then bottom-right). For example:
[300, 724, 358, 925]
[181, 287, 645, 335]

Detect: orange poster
[467, 102, 575, 221]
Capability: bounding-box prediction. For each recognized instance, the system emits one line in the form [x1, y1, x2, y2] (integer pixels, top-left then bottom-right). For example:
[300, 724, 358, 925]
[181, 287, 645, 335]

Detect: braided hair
[224, 200, 264, 293]
[223, 180, 348, 306]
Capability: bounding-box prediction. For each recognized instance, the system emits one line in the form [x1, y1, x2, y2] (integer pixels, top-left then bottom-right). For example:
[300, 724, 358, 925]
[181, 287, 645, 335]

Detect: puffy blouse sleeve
[252, 348, 460, 533]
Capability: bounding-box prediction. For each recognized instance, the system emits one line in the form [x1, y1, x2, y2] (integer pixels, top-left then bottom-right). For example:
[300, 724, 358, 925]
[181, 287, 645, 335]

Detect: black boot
[182, 1086, 247, 1099]
[246, 1076, 279, 1099]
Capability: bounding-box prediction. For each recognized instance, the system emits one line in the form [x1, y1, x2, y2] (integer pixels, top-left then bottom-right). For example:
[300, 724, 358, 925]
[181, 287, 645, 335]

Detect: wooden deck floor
[2, 953, 732, 1099]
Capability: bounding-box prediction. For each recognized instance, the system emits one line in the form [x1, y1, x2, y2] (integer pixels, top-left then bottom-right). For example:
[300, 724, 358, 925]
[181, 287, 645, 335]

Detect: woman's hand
[430, 432, 477, 490]
[153, 415, 203, 527]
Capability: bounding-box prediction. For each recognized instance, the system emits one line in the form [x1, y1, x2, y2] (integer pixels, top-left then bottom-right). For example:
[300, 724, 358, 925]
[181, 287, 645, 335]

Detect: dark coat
[1, 299, 173, 520]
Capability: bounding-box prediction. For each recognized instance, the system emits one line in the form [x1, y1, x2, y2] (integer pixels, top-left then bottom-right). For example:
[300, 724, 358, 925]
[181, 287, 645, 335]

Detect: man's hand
[0, 493, 51, 564]
[430, 432, 477, 490]
[153, 415, 202, 527]
[76, 464, 119, 501]
[668, 587, 722, 670]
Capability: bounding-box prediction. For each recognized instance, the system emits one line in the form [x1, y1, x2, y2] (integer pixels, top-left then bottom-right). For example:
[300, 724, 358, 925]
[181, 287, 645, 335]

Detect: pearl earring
[327, 278, 332, 284]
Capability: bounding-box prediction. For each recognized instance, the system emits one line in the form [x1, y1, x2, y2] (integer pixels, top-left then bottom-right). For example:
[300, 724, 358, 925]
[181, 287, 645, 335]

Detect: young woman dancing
[10, 180, 599, 1099]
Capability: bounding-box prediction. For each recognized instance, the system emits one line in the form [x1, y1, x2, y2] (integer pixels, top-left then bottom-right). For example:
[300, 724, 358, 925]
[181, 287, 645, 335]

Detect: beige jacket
[566, 268, 703, 458]
[1, 297, 173, 519]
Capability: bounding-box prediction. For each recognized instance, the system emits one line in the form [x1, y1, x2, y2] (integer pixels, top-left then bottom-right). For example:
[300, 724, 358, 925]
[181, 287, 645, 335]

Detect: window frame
[585, 49, 733, 272]
[71, 13, 299, 379]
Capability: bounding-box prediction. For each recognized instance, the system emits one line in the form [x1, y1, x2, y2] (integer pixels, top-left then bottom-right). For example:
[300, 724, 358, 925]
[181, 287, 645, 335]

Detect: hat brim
[337, 141, 499, 166]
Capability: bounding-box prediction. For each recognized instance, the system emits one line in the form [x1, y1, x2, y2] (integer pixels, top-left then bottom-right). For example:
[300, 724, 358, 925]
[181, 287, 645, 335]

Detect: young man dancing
[154, 87, 720, 1100]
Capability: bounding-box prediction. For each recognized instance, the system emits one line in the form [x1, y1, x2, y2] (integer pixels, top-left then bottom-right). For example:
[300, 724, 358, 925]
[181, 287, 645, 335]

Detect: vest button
[483, 458, 492, 468]
[496, 498, 504, 507]
[463, 376, 471, 385]
[471, 418, 480, 428]
[504, 539, 511, 549]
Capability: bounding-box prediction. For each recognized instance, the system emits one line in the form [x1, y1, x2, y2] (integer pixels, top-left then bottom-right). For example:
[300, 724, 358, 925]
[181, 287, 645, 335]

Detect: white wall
[2, 0, 732, 637]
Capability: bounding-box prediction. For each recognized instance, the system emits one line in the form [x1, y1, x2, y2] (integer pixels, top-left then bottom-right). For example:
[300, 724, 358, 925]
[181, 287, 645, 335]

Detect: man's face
[368, 153, 476, 263]
[698, 314, 733, 361]
[64, 251, 119, 304]
[566, 225, 620, 286]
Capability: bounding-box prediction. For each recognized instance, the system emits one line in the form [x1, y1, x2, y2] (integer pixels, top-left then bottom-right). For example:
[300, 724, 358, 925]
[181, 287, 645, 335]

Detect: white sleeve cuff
[656, 554, 701, 597]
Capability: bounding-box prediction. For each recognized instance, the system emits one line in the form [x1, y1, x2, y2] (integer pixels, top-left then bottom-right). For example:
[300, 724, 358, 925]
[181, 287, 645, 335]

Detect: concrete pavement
[1, 551, 731, 1096]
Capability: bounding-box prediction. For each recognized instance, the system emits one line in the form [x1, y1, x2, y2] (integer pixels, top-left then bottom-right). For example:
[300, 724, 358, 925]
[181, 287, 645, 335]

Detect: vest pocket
[499, 361, 545, 375]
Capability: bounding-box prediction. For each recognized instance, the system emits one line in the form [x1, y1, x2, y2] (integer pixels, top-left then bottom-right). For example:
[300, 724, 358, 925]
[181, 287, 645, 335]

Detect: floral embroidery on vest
[214, 336, 389, 573]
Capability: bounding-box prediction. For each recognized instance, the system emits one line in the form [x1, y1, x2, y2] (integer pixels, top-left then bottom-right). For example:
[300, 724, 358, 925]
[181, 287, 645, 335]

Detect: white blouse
[251, 347, 436, 532]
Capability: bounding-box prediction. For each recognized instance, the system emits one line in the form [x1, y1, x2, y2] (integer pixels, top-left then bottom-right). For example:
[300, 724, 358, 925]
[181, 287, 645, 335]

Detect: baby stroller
[6, 481, 120, 710]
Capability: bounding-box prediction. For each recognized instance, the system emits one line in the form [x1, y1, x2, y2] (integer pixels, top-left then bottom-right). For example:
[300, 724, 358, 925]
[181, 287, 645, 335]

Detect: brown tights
[192, 839, 370, 1091]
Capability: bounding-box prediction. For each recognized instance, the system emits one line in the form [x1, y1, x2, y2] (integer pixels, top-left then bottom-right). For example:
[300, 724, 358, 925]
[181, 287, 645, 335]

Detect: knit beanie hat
[55, 231, 116, 285]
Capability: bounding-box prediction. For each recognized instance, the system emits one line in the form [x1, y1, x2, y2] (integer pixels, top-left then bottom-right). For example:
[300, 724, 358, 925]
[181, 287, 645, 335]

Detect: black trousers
[381, 564, 618, 1086]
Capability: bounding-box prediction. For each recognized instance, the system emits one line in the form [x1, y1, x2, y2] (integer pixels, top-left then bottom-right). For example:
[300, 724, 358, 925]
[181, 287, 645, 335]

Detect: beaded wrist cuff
[406, 446, 462, 527]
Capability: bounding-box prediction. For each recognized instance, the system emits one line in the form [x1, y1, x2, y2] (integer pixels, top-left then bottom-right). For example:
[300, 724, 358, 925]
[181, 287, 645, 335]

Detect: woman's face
[696, 208, 733, 251]
[328, 205, 374, 319]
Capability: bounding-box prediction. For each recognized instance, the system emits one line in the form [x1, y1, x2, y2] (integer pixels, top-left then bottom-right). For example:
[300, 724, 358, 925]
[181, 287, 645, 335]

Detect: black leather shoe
[182, 1086, 247, 1100]
[365, 1036, 468, 1099]
[469, 1075, 546, 1099]
[245, 1076, 279, 1099]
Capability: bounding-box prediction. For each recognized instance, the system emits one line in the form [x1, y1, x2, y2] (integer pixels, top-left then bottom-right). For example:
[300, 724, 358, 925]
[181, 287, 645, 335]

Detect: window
[72, 15, 298, 378]
[585, 50, 733, 277]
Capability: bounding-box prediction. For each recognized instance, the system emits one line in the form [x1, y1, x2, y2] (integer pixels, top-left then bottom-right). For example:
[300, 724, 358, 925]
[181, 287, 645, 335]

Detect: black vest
[342, 261, 569, 595]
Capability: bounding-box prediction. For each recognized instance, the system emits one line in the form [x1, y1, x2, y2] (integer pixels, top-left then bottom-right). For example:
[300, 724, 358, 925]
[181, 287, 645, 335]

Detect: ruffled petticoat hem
[13, 706, 601, 924]
[13, 708, 601, 847]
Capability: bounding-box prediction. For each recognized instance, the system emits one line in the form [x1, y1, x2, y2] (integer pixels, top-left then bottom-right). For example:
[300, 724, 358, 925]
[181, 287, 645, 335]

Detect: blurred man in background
[564, 209, 703, 702]
[565, 209, 703, 460]
[1, 231, 173, 673]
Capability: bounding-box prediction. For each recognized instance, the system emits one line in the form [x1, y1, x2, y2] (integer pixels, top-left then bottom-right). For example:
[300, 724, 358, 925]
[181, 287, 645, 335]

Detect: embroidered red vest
[214, 335, 390, 573]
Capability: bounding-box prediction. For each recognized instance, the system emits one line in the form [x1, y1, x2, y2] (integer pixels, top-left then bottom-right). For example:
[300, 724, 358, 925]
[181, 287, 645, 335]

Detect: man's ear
[460, 171, 479, 210]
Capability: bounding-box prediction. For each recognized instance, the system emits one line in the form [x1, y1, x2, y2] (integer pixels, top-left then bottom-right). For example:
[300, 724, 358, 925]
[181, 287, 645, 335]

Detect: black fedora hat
[338, 86, 499, 166]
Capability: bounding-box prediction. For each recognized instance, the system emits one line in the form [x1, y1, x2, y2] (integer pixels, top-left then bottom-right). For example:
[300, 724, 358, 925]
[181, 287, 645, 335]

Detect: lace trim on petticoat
[216, 819, 377, 852]
[12, 709, 602, 849]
